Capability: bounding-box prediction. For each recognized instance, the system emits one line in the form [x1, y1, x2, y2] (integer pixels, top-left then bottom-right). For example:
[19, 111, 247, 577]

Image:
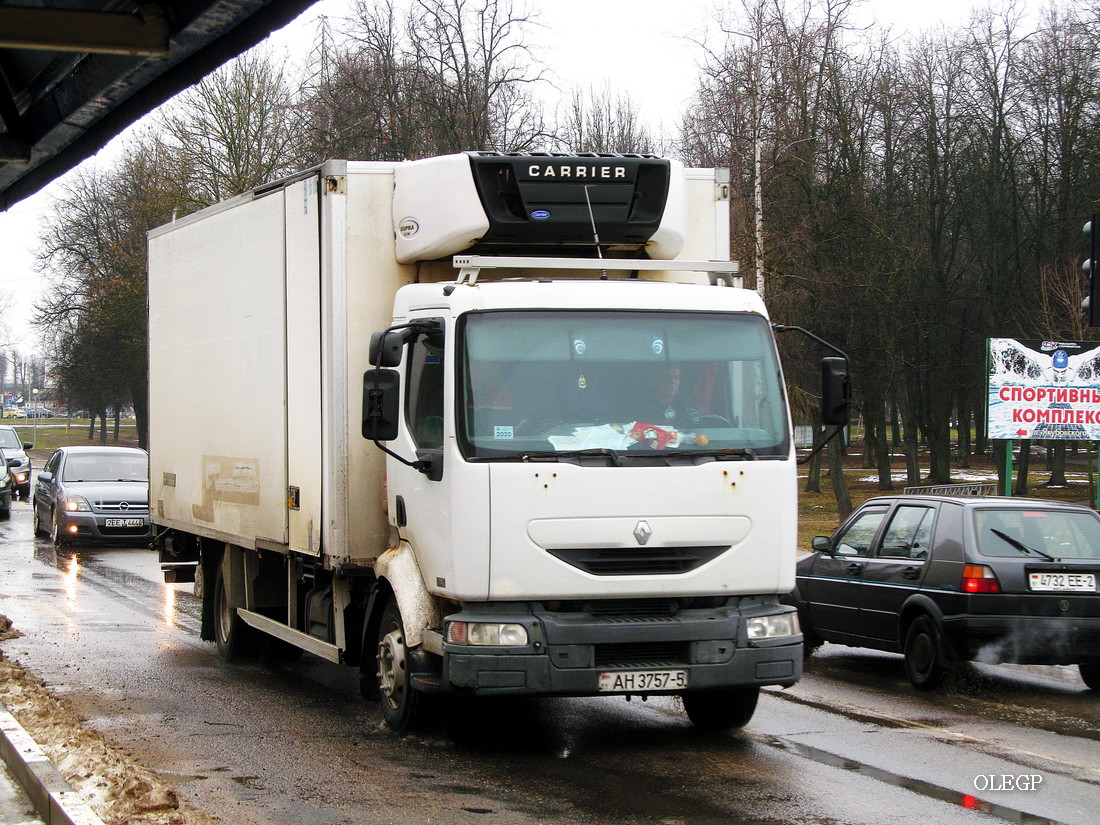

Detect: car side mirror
[362, 369, 401, 441]
[22, 442, 32, 450]
[812, 535, 832, 553]
[37, 470, 52, 483]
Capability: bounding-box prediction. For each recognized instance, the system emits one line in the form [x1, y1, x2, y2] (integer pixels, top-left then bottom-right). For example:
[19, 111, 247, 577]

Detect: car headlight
[13, 472, 27, 484]
[747, 613, 800, 640]
[446, 621, 529, 646]
[65, 496, 92, 512]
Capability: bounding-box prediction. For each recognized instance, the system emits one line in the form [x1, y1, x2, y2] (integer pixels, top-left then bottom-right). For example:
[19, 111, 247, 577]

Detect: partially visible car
[0, 448, 13, 518]
[32, 446, 151, 545]
[2, 407, 26, 419]
[0, 425, 32, 498]
[791, 494, 1100, 691]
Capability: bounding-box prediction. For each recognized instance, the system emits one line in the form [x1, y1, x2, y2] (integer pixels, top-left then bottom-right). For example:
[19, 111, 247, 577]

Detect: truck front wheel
[376, 599, 432, 732]
[681, 686, 759, 731]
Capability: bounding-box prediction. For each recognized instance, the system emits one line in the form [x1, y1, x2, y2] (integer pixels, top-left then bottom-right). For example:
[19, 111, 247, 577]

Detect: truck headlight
[446, 621, 529, 646]
[747, 613, 800, 640]
[65, 496, 92, 512]
[13, 471, 27, 484]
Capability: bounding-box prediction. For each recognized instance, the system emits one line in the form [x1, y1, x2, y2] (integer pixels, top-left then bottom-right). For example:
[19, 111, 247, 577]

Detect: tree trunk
[1013, 440, 1031, 496]
[829, 429, 853, 519]
[1045, 441, 1067, 487]
[805, 423, 823, 493]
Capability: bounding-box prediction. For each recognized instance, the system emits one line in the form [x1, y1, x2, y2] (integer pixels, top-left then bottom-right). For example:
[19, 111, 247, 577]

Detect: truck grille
[546, 545, 727, 576]
[594, 642, 687, 667]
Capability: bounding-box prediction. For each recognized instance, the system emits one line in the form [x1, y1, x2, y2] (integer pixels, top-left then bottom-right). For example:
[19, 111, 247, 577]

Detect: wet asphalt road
[1, 497, 1099, 825]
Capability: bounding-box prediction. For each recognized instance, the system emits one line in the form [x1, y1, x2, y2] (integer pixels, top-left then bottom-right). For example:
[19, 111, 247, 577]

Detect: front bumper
[56, 511, 152, 543]
[439, 598, 802, 696]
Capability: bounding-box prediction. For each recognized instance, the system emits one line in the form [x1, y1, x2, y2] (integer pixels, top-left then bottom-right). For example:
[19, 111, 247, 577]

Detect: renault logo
[633, 520, 653, 545]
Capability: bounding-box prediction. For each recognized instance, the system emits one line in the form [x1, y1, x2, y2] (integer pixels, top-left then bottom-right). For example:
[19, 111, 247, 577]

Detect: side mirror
[812, 535, 832, 553]
[22, 442, 32, 450]
[821, 357, 850, 426]
[369, 330, 405, 368]
[362, 369, 401, 441]
[37, 470, 52, 483]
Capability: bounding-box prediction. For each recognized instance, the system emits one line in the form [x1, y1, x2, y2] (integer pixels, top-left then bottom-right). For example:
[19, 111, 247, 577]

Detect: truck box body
[148, 153, 807, 731]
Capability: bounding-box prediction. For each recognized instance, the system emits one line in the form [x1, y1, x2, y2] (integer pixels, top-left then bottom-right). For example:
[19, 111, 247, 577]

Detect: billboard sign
[988, 339, 1100, 440]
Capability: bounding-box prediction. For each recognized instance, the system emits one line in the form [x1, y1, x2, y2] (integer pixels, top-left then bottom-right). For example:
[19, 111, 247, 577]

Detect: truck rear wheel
[376, 598, 432, 732]
[214, 566, 257, 661]
[681, 686, 759, 731]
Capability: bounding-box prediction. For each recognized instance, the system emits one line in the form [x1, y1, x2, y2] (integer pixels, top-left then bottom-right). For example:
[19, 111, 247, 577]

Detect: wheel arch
[372, 542, 441, 649]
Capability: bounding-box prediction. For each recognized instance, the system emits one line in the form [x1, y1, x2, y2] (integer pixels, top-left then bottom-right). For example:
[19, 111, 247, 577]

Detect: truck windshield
[458, 310, 789, 460]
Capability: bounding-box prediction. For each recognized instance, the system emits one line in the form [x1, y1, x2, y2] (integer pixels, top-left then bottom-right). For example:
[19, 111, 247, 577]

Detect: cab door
[859, 504, 936, 643]
[804, 505, 889, 638]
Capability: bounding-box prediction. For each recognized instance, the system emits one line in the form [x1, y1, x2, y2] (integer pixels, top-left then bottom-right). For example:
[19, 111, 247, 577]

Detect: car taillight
[962, 564, 1000, 593]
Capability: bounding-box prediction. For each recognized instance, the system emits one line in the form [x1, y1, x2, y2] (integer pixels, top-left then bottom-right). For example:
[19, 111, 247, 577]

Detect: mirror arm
[796, 425, 846, 466]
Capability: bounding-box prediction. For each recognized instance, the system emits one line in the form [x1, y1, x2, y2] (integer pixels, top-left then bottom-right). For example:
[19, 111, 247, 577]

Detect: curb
[0, 703, 106, 825]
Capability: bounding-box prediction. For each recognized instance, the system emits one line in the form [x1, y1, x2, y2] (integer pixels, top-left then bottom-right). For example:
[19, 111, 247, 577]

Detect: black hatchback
[791, 495, 1100, 690]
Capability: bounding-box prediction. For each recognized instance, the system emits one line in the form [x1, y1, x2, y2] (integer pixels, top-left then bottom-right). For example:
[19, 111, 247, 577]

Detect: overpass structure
[0, 0, 316, 211]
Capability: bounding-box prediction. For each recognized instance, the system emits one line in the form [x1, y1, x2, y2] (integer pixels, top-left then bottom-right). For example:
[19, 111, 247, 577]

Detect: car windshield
[974, 508, 1100, 560]
[62, 453, 148, 483]
[0, 429, 21, 449]
[458, 310, 789, 460]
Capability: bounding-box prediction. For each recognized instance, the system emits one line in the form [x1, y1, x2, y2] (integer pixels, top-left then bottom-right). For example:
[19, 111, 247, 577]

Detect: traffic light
[1085, 214, 1100, 326]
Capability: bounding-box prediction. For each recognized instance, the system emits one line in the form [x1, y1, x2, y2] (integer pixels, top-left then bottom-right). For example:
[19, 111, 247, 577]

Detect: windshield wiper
[667, 448, 758, 460]
[991, 528, 1056, 560]
[520, 449, 622, 466]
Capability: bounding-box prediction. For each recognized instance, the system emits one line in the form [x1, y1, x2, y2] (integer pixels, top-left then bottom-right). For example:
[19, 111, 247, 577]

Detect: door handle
[902, 567, 920, 580]
[846, 563, 864, 575]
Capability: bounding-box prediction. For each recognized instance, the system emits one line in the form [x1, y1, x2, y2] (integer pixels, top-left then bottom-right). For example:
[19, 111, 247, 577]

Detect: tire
[51, 508, 66, 546]
[681, 686, 760, 731]
[1079, 662, 1100, 691]
[213, 565, 258, 662]
[32, 502, 47, 537]
[802, 629, 823, 660]
[904, 615, 949, 690]
[375, 598, 432, 733]
[0, 500, 9, 520]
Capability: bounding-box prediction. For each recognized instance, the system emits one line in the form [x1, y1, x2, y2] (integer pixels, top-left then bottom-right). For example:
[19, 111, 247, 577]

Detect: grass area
[9, 420, 139, 453]
[797, 445, 1096, 549]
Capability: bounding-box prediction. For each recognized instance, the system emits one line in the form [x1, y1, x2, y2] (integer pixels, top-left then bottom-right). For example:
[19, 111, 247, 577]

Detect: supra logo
[633, 520, 653, 546]
[398, 217, 420, 238]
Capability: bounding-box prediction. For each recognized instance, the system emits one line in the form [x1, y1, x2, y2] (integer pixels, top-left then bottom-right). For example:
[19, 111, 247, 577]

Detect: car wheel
[51, 508, 66, 546]
[904, 615, 949, 690]
[0, 500, 9, 520]
[213, 564, 258, 662]
[376, 598, 434, 732]
[802, 628, 823, 660]
[1079, 662, 1100, 691]
[32, 503, 47, 537]
[681, 686, 760, 731]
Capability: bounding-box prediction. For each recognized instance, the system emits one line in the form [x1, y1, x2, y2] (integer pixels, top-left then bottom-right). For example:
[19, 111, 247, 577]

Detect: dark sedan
[791, 494, 1100, 690]
[32, 446, 151, 545]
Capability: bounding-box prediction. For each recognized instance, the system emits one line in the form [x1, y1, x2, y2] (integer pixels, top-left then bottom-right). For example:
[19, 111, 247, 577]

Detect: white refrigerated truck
[148, 151, 847, 732]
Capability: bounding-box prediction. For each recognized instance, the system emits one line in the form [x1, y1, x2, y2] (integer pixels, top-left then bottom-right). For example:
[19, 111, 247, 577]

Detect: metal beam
[0, 6, 171, 57]
[0, 135, 31, 162]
